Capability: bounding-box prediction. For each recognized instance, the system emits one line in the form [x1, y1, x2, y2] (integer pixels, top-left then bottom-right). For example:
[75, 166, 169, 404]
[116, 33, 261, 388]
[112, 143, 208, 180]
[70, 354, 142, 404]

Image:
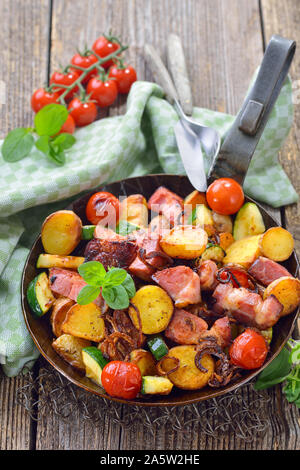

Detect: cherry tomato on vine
[68, 97, 97, 127]
[70, 52, 98, 83]
[50, 70, 79, 100]
[229, 328, 268, 369]
[86, 76, 118, 107]
[31, 88, 59, 112]
[206, 178, 244, 215]
[58, 114, 75, 134]
[86, 191, 120, 226]
[101, 361, 142, 399]
[92, 35, 120, 69]
[109, 64, 137, 94]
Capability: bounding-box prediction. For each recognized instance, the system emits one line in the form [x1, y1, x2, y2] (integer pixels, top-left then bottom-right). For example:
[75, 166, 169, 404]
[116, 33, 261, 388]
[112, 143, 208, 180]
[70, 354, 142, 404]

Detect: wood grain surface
[0, 0, 299, 450]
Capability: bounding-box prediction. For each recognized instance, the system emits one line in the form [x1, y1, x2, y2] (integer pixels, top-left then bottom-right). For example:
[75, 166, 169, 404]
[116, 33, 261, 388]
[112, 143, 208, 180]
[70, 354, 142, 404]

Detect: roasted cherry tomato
[101, 361, 142, 399]
[206, 178, 244, 215]
[218, 267, 256, 290]
[68, 97, 98, 127]
[108, 64, 137, 94]
[86, 191, 120, 226]
[92, 35, 120, 69]
[58, 114, 75, 134]
[50, 70, 79, 100]
[70, 52, 98, 83]
[86, 76, 118, 107]
[31, 88, 59, 112]
[229, 328, 268, 369]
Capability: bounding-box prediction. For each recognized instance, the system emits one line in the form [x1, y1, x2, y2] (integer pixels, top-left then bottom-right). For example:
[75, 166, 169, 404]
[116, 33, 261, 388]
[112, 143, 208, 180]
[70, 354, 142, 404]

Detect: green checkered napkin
[0, 77, 297, 376]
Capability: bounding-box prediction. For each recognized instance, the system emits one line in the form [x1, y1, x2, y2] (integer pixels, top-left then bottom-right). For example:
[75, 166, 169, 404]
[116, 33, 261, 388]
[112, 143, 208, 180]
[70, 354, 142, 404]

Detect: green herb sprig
[2, 104, 76, 165]
[254, 339, 300, 408]
[77, 261, 136, 310]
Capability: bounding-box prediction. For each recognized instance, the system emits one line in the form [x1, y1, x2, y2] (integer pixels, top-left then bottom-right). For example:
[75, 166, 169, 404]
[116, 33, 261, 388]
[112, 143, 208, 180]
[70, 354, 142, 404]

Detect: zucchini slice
[195, 204, 214, 226]
[147, 335, 168, 361]
[116, 220, 140, 236]
[37, 253, 85, 269]
[82, 346, 109, 386]
[141, 376, 173, 395]
[233, 202, 265, 240]
[82, 225, 96, 240]
[200, 243, 225, 263]
[26, 272, 55, 317]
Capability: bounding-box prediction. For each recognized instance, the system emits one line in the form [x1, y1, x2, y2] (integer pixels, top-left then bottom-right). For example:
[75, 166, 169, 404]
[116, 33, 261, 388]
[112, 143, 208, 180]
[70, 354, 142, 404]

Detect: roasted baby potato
[50, 297, 75, 337]
[259, 227, 294, 262]
[223, 234, 261, 268]
[148, 214, 169, 234]
[184, 190, 208, 209]
[129, 285, 174, 334]
[130, 349, 157, 376]
[219, 232, 235, 250]
[41, 210, 82, 255]
[52, 334, 91, 372]
[62, 303, 105, 342]
[37, 254, 85, 270]
[263, 276, 300, 316]
[212, 212, 233, 234]
[160, 225, 208, 259]
[120, 194, 148, 227]
[160, 346, 215, 390]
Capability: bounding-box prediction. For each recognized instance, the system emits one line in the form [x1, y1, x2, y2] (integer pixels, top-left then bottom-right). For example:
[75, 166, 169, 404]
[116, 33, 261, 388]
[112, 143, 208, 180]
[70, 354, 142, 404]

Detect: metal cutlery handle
[208, 34, 296, 185]
[167, 34, 193, 116]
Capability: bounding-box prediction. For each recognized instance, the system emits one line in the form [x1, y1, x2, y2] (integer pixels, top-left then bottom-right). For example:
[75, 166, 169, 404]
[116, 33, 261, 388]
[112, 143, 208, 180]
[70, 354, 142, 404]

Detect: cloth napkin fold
[0, 77, 297, 377]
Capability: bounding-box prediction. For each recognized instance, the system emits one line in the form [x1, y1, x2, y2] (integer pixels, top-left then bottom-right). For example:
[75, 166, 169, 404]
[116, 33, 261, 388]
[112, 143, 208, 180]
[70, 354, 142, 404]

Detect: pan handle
[207, 35, 296, 186]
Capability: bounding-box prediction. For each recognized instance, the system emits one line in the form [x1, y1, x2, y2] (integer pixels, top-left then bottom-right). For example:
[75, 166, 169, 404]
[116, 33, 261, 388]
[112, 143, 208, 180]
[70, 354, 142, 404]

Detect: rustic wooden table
[0, 0, 299, 451]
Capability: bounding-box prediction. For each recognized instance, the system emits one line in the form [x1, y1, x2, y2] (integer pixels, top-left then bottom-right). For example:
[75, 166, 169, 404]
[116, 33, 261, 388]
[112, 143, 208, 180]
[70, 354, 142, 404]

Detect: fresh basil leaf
[116, 220, 140, 236]
[289, 340, 300, 365]
[121, 272, 136, 298]
[254, 347, 291, 390]
[2, 128, 34, 162]
[47, 147, 66, 166]
[35, 135, 50, 155]
[52, 132, 76, 151]
[77, 285, 100, 305]
[102, 285, 129, 310]
[34, 103, 68, 136]
[283, 373, 300, 404]
[78, 261, 106, 286]
[103, 268, 127, 287]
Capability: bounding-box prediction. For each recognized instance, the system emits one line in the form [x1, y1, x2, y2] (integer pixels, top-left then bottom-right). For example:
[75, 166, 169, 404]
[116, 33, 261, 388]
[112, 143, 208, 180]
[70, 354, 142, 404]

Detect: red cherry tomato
[70, 53, 98, 83]
[86, 191, 120, 226]
[108, 64, 137, 94]
[50, 70, 79, 100]
[92, 36, 120, 69]
[86, 77, 118, 107]
[206, 178, 244, 215]
[58, 114, 75, 134]
[101, 361, 142, 399]
[229, 328, 268, 369]
[31, 88, 59, 112]
[68, 98, 98, 127]
[219, 267, 256, 290]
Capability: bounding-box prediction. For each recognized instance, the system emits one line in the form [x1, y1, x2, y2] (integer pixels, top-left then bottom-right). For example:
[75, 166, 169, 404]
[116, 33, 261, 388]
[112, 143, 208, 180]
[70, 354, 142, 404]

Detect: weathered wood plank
[0, 0, 51, 450]
[261, 0, 300, 256]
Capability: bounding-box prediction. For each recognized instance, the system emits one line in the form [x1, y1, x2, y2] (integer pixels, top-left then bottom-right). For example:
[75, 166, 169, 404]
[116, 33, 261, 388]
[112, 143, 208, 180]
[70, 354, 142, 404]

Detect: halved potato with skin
[62, 303, 105, 342]
[52, 334, 91, 372]
[263, 276, 300, 316]
[129, 285, 174, 334]
[50, 297, 75, 337]
[130, 349, 157, 376]
[260, 227, 294, 262]
[41, 210, 82, 255]
[119, 194, 148, 227]
[223, 234, 261, 269]
[160, 225, 208, 259]
[160, 345, 215, 390]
